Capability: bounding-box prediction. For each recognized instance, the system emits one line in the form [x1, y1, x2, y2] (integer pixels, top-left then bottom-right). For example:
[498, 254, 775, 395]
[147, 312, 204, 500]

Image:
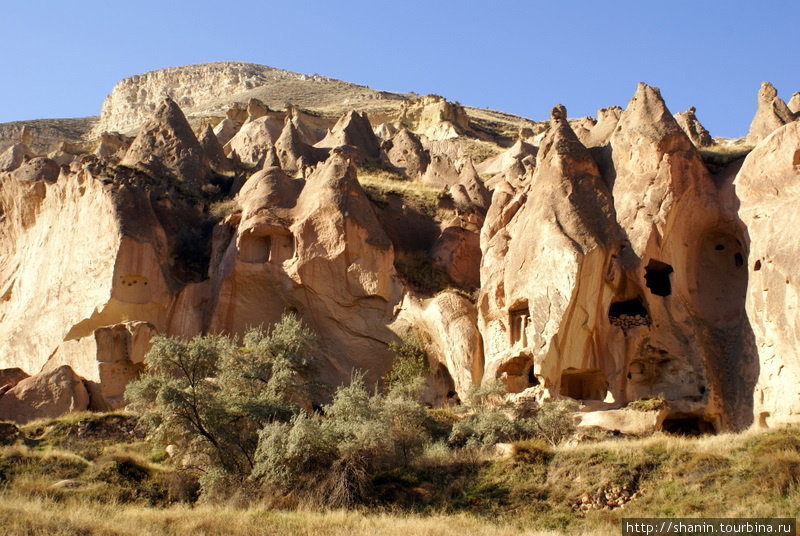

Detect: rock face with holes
[478, 85, 756, 431]
[735, 120, 800, 426]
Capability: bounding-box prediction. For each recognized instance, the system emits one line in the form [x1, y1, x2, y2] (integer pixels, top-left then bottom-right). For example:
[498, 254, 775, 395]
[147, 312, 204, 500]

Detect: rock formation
[3, 64, 800, 434]
[747, 82, 796, 144]
[674, 107, 712, 147]
[120, 97, 212, 184]
[734, 120, 800, 425]
[788, 92, 800, 115]
[315, 110, 381, 161]
[0, 365, 89, 424]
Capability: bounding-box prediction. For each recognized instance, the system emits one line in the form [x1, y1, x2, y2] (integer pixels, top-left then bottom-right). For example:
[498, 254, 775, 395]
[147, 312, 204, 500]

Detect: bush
[529, 399, 579, 446]
[125, 314, 318, 482]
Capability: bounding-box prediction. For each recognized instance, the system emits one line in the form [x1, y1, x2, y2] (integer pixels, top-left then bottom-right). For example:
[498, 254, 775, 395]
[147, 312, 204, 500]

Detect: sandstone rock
[384, 127, 429, 178]
[431, 217, 481, 289]
[479, 107, 620, 399]
[453, 159, 490, 212]
[747, 82, 796, 144]
[582, 106, 623, 147]
[213, 117, 241, 147]
[578, 405, 670, 435]
[608, 83, 753, 429]
[735, 120, 800, 425]
[0, 143, 34, 171]
[314, 110, 380, 161]
[395, 291, 483, 401]
[198, 125, 234, 175]
[0, 368, 29, 390]
[400, 95, 470, 140]
[247, 98, 269, 121]
[223, 114, 284, 165]
[0, 365, 89, 424]
[95, 132, 132, 163]
[788, 92, 800, 115]
[46, 321, 156, 409]
[421, 153, 460, 188]
[274, 119, 327, 172]
[121, 97, 211, 185]
[673, 107, 712, 147]
[374, 121, 400, 140]
[476, 139, 537, 177]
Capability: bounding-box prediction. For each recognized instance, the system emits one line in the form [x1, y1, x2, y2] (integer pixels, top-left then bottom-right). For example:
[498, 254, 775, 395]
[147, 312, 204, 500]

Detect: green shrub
[125, 314, 318, 482]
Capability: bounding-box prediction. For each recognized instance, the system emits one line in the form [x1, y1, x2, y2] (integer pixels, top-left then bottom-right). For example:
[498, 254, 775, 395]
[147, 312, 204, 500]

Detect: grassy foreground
[0, 413, 798, 535]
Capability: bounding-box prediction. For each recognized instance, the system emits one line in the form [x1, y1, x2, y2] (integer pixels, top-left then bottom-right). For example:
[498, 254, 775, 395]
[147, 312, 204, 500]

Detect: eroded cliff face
[2, 66, 799, 430]
[478, 85, 757, 431]
[735, 121, 800, 426]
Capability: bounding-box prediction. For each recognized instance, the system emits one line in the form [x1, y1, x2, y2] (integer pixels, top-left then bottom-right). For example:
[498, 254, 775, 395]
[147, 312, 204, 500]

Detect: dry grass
[0, 494, 572, 536]
[2, 411, 798, 536]
[357, 164, 446, 219]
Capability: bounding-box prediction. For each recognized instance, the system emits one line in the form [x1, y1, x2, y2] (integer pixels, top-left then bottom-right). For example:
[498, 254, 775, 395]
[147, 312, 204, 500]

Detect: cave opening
[644, 260, 673, 297]
[608, 298, 650, 329]
[559, 368, 608, 401]
[661, 417, 716, 436]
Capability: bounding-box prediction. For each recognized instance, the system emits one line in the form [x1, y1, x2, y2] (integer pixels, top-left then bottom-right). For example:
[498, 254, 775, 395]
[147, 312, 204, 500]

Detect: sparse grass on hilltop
[357, 162, 447, 219]
[699, 139, 754, 172]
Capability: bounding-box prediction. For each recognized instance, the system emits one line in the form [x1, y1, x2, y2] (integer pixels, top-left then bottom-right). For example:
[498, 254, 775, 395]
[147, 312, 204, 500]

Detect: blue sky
[1, 0, 797, 138]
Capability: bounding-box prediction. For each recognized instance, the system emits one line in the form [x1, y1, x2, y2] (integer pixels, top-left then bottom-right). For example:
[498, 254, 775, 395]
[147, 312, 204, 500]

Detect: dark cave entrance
[661, 417, 716, 436]
[559, 368, 608, 401]
[644, 260, 673, 297]
[608, 297, 650, 329]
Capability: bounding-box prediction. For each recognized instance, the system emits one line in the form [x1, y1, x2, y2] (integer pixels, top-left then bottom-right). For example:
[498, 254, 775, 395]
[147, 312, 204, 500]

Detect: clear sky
[1, 0, 797, 138]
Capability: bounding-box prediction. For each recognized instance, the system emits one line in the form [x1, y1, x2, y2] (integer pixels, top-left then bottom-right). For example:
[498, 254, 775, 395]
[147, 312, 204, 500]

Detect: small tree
[125, 314, 318, 480]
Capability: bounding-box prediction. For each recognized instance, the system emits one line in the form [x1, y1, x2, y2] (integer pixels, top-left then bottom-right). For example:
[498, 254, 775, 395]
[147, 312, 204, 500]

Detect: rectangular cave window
[509, 306, 530, 346]
[559, 368, 608, 401]
[644, 259, 673, 297]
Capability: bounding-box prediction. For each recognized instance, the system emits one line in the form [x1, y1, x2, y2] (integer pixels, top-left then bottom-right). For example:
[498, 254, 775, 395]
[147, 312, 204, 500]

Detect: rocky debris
[788, 92, 800, 115]
[673, 107, 712, 147]
[609, 314, 650, 330]
[575, 484, 639, 511]
[224, 114, 284, 165]
[198, 125, 234, 175]
[120, 97, 212, 184]
[383, 127, 429, 178]
[747, 82, 796, 144]
[314, 110, 381, 161]
[0, 365, 89, 424]
[735, 120, 800, 426]
[0, 143, 34, 171]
